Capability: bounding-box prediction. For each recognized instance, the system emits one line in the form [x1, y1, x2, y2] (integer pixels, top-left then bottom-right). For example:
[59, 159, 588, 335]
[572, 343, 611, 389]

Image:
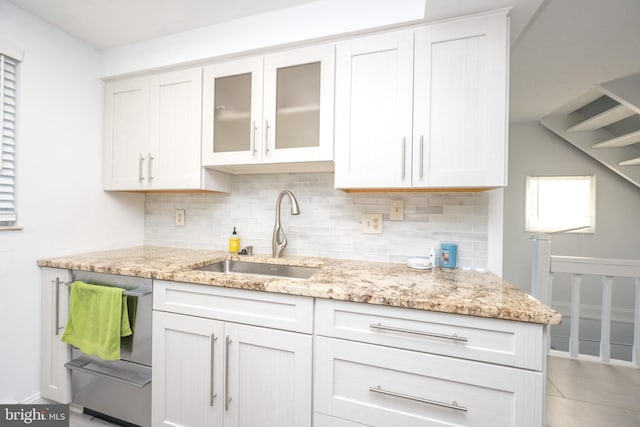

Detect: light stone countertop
[37, 245, 561, 325]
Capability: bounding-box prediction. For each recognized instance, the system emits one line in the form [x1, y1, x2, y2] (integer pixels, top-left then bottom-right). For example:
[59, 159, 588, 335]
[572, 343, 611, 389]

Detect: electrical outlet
[390, 199, 404, 220]
[362, 213, 383, 234]
[175, 209, 185, 226]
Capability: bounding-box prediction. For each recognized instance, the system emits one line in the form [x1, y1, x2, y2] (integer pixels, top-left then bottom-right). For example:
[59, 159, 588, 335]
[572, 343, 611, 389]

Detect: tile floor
[67, 356, 640, 426]
[69, 410, 122, 426]
[546, 356, 640, 427]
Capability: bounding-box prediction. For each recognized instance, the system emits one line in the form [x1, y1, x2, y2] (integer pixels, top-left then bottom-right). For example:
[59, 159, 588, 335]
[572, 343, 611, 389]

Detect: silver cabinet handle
[369, 385, 468, 412]
[251, 121, 258, 157]
[54, 278, 60, 336]
[264, 120, 270, 156]
[210, 333, 218, 406]
[147, 152, 154, 182]
[401, 137, 406, 179]
[225, 336, 232, 411]
[419, 135, 424, 178]
[138, 154, 145, 183]
[370, 323, 468, 342]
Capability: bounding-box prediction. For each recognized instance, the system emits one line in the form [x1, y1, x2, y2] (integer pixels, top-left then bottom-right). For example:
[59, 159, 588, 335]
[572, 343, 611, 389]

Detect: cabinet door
[263, 44, 334, 164]
[149, 68, 203, 189]
[413, 11, 508, 188]
[202, 57, 264, 166]
[40, 268, 71, 403]
[224, 323, 312, 427]
[103, 77, 150, 190]
[152, 311, 224, 427]
[334, 31, 414, 189]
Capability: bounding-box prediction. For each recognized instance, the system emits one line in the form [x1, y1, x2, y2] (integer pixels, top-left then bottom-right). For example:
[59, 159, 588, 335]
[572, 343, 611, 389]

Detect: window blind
[0, 53, 17, 224]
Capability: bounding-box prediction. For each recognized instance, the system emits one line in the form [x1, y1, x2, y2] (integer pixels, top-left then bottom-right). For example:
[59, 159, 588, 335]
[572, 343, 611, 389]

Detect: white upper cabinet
[202, 44, 335, 173]
[202, 57, 264, 167]
[413, 11, 509, 188]
[335, 10, 509, 190]
[103, 76, 149, 190]
[334, 30, 414, 188]
[104, 68, 230, 191]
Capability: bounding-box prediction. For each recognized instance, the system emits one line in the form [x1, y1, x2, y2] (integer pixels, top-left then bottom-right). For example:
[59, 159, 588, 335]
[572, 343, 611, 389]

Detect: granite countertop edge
[37, 245, 562, 325]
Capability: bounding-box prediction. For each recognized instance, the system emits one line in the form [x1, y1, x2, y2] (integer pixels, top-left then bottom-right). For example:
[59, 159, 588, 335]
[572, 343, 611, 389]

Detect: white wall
[100, 0, 426, 77]
[0, 0, 144, 403]
[145, 173, 491, 269]
[503, 122, 640, 359]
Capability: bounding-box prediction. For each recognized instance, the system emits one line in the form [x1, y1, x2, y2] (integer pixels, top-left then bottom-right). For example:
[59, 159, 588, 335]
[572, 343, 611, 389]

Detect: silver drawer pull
[225, 336, 232, 411]
[369, 385, 468, 412]
[210, 333, 218, 406]
[369, 323, 468, 342]
[54, 278, 61, 336]
[251, 121, 258, 156]
[401, 137, 406, 179]
[264, 120, 270, 156]
[147, 152, 154, 182]
[138, 153, 145, 183]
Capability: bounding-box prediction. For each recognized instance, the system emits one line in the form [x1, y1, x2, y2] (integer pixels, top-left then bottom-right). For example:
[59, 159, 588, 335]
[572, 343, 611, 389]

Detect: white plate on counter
[407, 257, 434, 270]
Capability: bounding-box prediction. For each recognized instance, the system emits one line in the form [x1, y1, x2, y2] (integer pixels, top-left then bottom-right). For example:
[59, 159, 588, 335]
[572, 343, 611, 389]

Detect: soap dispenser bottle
[229, 227, 240, 254]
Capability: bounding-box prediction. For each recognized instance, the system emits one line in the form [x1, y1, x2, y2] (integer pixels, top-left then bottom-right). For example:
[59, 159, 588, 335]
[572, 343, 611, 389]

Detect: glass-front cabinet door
[202, 45, 334, 168]
[202, 57, 263, 165]
[262, 44, 334, 164]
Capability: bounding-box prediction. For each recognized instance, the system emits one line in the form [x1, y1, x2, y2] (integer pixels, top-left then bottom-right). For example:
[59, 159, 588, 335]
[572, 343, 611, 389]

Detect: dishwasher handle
[65, 357, 151, 388]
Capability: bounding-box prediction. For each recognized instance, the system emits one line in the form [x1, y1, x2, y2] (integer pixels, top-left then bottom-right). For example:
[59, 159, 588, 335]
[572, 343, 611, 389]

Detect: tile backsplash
[145, 173, 489, 269]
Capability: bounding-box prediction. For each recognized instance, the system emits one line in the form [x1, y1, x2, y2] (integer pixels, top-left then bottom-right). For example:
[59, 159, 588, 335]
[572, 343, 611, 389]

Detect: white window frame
[525, 175, 596, 234]
[0, 39, 23, 229]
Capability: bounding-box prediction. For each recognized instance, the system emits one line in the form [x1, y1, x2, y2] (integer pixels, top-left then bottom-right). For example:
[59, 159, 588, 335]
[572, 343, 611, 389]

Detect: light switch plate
[362, 213, 383, 234]
[390, 199, 404, 220]
[175, 209, 185, 226]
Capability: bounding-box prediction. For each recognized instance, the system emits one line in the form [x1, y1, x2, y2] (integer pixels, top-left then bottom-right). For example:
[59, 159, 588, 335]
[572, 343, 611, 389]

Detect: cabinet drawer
[153, 280, 313, 333]
[314, 337, 543, 427]
[315, 299, 543, 370]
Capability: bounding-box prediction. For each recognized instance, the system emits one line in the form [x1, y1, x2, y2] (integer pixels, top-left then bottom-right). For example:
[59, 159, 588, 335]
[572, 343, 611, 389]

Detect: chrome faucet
[272, 190, 300, 258]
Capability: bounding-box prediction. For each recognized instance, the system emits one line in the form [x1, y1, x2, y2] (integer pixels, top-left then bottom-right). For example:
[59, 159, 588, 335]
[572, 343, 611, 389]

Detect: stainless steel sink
[196, 260, 319, 279]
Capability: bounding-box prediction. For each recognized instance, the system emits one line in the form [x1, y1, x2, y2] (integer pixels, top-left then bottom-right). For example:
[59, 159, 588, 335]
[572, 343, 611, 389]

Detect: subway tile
[145, 173, 489, 264]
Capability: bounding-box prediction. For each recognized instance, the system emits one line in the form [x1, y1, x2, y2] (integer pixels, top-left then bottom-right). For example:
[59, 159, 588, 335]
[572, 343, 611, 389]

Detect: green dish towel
[61, 281, 132, 360]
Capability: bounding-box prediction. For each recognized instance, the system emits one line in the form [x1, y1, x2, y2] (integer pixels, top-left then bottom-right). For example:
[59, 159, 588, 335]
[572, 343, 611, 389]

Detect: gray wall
[503, 121, 640, 359]
[0, 0, 144, 403]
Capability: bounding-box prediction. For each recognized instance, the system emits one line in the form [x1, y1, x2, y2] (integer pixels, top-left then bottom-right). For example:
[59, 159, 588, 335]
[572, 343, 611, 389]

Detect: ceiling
[9, 0, 540, 50]
[7, 0, 640, 122]
[7, 0, 321, 49]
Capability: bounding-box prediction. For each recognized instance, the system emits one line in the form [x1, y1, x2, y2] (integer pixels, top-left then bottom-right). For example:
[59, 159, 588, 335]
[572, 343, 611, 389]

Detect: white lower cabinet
[314, 337, 543, 427]
[152, 311, 224, 426]
[40, 267, 71, 403]
[313, 299, 547, 427]
[152, 281, 313, 427]
[152, 282, 546, 427]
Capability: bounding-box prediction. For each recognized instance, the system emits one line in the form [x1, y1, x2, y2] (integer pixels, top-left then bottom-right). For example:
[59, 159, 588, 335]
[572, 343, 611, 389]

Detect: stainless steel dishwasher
[64, 271, 152, 427]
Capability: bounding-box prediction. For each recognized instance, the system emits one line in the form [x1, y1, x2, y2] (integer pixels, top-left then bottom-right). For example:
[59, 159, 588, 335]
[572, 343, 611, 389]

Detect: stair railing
[532, 237, 640, 367]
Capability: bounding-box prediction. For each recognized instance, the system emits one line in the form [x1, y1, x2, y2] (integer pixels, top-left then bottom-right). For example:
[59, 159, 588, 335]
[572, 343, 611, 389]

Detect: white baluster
[546, 272, 554, 354]
[600, 276, 613, 363]
[633, 278, 640, 368]
[570, 274, 581, 358]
